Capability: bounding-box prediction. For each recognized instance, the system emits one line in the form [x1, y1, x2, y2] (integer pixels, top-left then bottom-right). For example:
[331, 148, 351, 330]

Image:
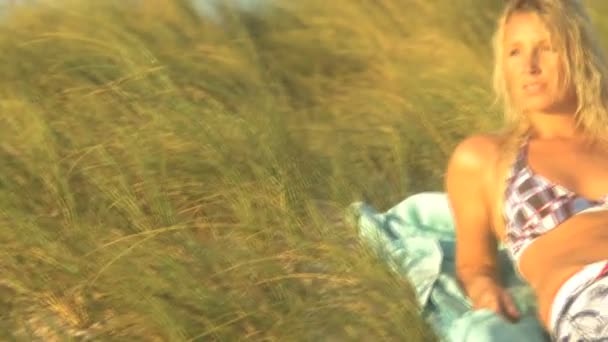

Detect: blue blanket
[346, 192, 550, 341]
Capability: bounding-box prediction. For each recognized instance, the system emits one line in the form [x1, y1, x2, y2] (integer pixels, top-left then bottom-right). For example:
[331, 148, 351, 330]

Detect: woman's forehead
[504, 11, 552, 44]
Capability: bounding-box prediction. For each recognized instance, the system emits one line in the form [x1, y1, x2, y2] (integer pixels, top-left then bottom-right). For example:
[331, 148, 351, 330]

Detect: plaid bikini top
[503, 137, 608, 263]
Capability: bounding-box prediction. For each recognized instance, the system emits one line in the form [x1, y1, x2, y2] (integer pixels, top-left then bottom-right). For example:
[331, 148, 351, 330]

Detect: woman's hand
[467, 276, 521, 322]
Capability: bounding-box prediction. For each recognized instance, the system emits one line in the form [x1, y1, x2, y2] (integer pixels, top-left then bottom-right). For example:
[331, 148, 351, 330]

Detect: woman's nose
[525, 48, 541, 75]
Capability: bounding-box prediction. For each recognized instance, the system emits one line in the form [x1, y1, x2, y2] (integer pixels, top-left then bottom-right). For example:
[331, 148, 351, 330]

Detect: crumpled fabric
[346, 192, 550, 341]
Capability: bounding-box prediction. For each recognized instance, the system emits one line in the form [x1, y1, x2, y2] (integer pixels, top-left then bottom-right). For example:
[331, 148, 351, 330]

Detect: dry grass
[1, 0, 607, 340]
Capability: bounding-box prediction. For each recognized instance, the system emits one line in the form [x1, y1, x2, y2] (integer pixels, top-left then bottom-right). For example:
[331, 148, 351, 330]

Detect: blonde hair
[491, 0, 608, 235]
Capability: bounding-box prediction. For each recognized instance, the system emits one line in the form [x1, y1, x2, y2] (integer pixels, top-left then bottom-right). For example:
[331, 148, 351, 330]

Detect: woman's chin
[520, 101, 566, 114]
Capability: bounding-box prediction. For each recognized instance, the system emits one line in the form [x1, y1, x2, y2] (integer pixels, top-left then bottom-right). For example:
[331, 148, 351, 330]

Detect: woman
[446, 0, 608, 340]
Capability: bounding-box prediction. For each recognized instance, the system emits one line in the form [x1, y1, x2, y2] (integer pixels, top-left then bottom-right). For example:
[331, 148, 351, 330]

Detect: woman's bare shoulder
[449, 133, 505, 171]
[447, 133, 510, 241]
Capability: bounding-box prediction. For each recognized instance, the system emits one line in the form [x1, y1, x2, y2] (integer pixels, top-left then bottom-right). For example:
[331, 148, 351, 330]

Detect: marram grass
[1, 0, 608, 340]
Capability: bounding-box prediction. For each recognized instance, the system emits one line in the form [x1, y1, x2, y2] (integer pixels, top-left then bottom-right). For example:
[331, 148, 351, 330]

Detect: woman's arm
[446, 135, 500, 285]
[446, 134, 519, 321]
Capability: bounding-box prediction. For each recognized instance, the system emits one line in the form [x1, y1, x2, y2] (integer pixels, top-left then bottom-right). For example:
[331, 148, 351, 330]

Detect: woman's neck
[527, 111, 584, 140]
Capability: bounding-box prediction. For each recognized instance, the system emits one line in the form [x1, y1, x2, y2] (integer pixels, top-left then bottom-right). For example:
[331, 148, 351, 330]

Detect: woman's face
[502, 11, 577, 114]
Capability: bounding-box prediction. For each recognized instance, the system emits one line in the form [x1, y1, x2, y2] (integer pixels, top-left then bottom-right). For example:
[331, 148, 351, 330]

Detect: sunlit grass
[1, 0, 607, 340]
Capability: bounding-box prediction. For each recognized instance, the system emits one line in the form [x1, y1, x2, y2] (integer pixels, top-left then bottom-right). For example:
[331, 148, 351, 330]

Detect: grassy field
[1, 0, 608, 340]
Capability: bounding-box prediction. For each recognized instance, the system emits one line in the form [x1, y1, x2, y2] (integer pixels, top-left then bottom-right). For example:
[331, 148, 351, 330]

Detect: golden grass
[1, 0, 607, 340]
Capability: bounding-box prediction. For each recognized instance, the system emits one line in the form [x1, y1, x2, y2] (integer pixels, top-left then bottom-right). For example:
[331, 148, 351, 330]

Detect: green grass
[1, 0, 608, 340]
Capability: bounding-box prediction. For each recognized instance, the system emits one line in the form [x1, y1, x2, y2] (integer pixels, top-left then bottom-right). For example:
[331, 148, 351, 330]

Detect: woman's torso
[499, 136, 608, 328]
[518, 212, 608, 328]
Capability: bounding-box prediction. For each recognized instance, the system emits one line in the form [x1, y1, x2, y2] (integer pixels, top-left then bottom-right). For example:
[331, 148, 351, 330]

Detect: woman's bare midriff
[516, 210, 608, 329]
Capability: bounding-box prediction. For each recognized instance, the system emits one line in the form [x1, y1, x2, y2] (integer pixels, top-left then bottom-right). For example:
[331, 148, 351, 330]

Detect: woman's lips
[523, 82, 545, 94]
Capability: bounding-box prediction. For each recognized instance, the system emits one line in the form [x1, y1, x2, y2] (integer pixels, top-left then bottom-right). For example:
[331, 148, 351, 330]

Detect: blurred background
[1, 0, 607, 340]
